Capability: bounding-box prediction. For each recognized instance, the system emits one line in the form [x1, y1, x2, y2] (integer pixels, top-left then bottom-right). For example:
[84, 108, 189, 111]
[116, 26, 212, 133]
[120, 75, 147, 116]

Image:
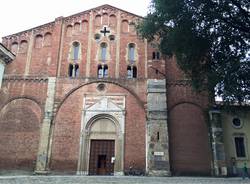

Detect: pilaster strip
[144, 39, 148, 78]
[115, 11, 121, 78]
[24, 30, 34, 75]
[35, 77, 56, 173]
[56, 21, 65, 77]
[86, 11, 93, 77]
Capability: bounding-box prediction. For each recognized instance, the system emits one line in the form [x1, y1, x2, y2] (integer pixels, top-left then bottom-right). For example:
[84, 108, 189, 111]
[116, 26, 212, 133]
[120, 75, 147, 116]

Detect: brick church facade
[1, 5, 248, 176]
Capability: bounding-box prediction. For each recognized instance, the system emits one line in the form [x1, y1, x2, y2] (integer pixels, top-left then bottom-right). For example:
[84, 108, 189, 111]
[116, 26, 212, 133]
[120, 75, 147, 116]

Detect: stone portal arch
[77, 97, 125, 176]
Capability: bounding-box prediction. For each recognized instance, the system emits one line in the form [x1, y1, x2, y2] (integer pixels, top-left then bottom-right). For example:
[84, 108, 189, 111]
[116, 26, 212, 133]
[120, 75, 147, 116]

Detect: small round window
[94, 33, 101, 41]
[97, 83, 106, 92]
[109, 35, 115, 41]
[232, 117, 242, 128]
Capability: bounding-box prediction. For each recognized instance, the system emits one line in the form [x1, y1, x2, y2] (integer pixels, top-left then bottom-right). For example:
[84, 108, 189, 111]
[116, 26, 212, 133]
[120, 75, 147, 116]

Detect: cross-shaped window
[100, 26, 110, 36]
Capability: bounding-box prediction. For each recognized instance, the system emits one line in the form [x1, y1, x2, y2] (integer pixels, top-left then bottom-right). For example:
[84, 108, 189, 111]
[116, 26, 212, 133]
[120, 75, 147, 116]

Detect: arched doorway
[77, 96, 125, 175]
[88, 117, 117, 175]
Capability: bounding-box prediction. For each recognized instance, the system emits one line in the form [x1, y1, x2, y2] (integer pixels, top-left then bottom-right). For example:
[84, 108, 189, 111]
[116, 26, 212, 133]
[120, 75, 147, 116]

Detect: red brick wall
[0, 79, 47, 171]
[0, 80, 48, 107]
[166, 57, 212, 175]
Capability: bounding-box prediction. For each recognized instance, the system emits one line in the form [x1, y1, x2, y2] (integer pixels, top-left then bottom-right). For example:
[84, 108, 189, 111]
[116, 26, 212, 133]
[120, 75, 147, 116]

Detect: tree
[138, 0, 250, 104]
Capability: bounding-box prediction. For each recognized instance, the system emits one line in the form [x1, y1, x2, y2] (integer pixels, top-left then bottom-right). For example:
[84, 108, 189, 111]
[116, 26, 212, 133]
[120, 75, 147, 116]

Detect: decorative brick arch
[55, 80, 145, 116]
[168, 101, 204, 114]
[0, 96, 42, 112]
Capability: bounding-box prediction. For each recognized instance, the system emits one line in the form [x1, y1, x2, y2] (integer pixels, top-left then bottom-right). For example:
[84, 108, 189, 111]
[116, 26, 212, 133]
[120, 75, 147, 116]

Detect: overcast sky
[0, 0, 151, 41]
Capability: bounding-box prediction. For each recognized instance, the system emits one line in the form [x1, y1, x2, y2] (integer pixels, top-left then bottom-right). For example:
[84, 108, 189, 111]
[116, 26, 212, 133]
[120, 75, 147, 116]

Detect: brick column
[209, 110, 227, 176]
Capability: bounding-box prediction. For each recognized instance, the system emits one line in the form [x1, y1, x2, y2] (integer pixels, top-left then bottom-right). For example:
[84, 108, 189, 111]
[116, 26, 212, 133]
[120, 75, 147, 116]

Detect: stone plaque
[154, 152, 164, 156]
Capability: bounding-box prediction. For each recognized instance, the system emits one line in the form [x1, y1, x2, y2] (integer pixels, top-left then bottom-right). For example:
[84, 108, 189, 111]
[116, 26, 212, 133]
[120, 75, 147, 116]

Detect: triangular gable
[66, 4, 143, 20]
[86, 97, 123, 111]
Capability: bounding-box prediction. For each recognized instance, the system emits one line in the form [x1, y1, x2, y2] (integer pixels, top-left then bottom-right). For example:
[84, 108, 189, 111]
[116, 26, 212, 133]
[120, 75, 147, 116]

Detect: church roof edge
[2, 4, 144, 40]
[65, 4, 144, 19]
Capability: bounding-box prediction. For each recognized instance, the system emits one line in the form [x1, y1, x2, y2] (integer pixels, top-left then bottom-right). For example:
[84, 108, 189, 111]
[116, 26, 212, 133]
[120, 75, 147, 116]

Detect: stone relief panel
[83, 95, 125, 134]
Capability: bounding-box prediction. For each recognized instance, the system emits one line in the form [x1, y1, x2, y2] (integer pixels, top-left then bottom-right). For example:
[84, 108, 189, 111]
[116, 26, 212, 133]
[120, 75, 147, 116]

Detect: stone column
[35, 77, 56, 174]
[209, 110, 227, 176]
[146, 79, 171, 176]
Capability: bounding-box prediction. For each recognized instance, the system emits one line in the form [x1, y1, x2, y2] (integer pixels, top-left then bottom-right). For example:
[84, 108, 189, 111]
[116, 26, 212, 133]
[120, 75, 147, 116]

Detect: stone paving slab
[0, 176, 249, 184]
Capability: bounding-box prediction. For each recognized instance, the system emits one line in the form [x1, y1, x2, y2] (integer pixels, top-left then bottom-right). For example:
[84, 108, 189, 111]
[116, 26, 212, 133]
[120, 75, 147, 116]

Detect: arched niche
[0, 98, 42, 170]
[19, 40, 28, 53]
[82, 20, 88, 33]
[34, 34, 43, 48]
[121, 20, 129, 33]
[66, 25, 73, 37]
[109, 15, 116, 28]
[43, 32, 52, 46]
[95, 15, 101, 27]
[102, 13, 108, 25]
[11, 42, 18, 54]
[74, 22, 81, 33]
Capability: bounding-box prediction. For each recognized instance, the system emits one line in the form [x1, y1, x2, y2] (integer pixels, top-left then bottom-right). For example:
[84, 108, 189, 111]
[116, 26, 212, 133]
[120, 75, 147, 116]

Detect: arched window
[152, 52, 156, 60]
[68, 64, 73, 77]
[68, 64, 79, 78]
[133, 66, 137, 78]
[152, 51, 160, 60]
[97, 65, 108, 78]
[34, 35, 43, 48]
[127, 65, 137, 79]
[100, 43, 107, 61]
[75, 64, 79, 77]
[98, 65, 103, 78]
[103, 65, 108, 78]
[156, 52, 160, 59]
[127, 66, 132, 79]
[19, 40, 28, 53]
[128, 43, 136, 62]
[71, 42, 80, 60]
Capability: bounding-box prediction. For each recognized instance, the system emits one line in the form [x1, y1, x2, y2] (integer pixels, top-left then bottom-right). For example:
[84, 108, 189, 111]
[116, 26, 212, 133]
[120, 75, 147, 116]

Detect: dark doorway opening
[89, 140, 115, 175]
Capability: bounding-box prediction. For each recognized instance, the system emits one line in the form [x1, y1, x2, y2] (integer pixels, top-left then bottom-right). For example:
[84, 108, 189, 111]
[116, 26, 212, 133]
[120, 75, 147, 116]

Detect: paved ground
[0, 176, 249, 184]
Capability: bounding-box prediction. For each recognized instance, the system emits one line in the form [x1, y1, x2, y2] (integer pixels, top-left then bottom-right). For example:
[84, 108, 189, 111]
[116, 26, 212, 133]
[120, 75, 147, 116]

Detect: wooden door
[89, 140, 115, 175]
